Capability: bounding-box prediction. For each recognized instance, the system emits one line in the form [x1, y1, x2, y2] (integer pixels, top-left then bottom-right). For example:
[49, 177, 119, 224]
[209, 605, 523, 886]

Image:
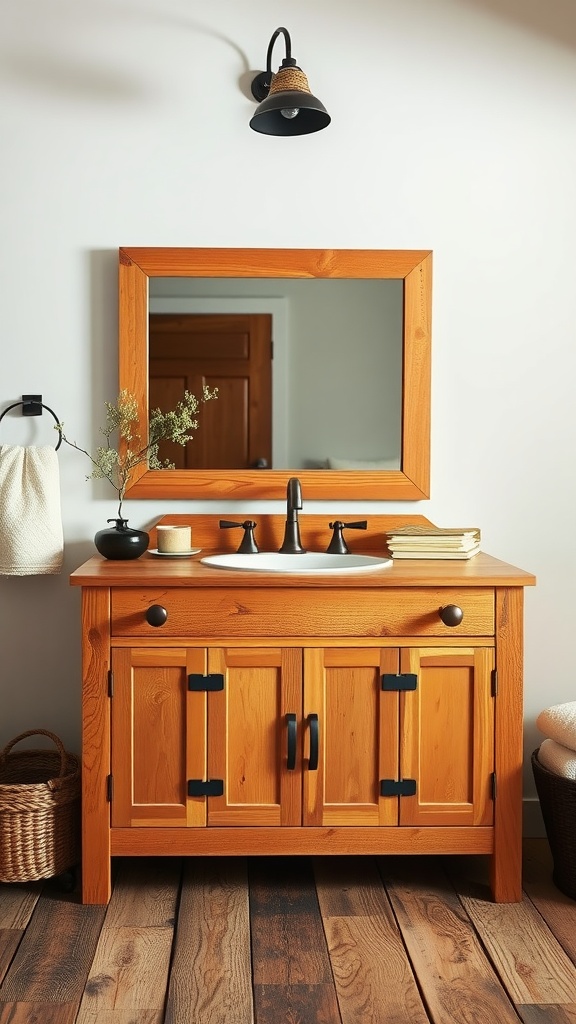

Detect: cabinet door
[111, 647, 208, 827]
[303, 648, 400, 826]
[206, 647, 302, 826]
[399, 647, 494, 826]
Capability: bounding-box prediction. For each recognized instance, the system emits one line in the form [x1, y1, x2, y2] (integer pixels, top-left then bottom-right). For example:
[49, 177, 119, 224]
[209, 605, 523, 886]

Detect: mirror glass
[119, 248, 432, 501]
[149, 277, 403, 472]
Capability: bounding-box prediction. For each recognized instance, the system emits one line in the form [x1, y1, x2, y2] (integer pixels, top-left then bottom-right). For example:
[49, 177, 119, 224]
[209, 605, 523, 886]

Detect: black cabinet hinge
[491, 771, 497, 800]
[491, 669, 498, 698]
[188, 779, 224, 797]
[108, 669, 114, 698]
[188, 673, 225, 692]
[381, 673, 418, 692]
[106, 774, 113, 802]
[380, 778, 417, 797]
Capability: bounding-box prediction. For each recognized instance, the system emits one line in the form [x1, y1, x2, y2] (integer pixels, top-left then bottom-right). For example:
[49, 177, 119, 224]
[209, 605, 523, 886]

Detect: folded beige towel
[536, 701, 576, 752]
[0, 445, 64, 575]
[537, 738, 576, 781]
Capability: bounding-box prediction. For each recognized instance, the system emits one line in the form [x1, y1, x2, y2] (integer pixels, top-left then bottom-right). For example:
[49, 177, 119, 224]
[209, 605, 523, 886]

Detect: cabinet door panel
[303, 648, 399, 826]
[111, 648, 207, 827]
[206, 647, 302, 826]
[400, 647, 494, 826]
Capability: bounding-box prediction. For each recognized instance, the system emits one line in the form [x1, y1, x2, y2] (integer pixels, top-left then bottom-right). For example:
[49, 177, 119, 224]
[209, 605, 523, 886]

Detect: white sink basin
[201, 552, 392, 574]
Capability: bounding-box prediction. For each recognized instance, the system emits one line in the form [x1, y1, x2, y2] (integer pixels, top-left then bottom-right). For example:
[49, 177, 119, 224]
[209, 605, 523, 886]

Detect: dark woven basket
[532, 747, 576, 900]
[0, 730, 80, 883]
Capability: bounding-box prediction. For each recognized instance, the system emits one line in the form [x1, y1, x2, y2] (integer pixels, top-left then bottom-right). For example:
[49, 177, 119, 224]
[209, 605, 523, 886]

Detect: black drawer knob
[145, 604, 168, 627]
[439, 604, 464, 627]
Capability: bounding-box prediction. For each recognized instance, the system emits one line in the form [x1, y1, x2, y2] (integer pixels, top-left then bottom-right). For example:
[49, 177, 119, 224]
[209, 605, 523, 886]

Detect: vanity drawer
[110, 587, 495, 638]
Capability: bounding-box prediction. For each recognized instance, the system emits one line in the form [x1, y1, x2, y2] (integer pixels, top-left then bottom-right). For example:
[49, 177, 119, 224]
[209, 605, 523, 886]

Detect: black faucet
[279, 477, 306, 554]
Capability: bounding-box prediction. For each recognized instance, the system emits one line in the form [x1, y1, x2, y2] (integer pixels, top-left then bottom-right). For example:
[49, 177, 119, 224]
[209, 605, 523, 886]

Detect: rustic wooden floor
[0, 841, 575, 1023]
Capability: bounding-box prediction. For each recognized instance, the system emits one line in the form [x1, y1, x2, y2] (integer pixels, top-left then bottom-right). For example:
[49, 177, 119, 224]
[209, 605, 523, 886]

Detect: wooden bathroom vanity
[71, 514, 535, 905]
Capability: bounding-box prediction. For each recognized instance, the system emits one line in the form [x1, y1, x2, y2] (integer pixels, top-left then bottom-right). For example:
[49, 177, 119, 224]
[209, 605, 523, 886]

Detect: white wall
[2, 0, 575, 827]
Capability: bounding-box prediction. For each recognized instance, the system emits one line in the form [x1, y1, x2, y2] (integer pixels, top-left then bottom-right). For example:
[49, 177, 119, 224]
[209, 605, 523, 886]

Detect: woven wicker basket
[0, 730, 80, 883]
[531, 747, 576, 900]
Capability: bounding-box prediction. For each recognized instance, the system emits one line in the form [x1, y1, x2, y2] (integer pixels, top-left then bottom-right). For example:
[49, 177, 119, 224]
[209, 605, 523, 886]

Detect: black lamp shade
[250, 89, 331, 136]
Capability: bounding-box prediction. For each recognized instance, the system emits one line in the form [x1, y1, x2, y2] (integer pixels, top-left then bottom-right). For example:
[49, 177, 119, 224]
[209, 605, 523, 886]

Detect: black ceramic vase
[94, 518, 149, 560]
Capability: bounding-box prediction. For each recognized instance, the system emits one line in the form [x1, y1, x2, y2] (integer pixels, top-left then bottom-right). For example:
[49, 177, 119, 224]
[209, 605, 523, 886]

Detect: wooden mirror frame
[119, 247, 432, 501]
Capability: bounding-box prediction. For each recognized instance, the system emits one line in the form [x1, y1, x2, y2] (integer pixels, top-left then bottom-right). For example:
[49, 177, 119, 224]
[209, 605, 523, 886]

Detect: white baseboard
[523, 797, 545, 837]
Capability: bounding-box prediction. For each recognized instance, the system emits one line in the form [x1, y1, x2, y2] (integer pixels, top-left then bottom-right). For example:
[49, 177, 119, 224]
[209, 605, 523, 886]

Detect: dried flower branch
[57, 387, 218, 518]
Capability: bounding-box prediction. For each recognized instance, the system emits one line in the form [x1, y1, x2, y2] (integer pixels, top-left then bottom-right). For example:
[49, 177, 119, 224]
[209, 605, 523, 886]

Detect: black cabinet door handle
[286, 713, 297, 770]
[308, 713, 319, 771]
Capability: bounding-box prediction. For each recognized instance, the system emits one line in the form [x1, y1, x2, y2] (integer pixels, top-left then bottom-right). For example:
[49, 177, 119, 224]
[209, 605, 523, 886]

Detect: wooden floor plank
[0, 1001, 78, 1023]
[0, 932, 22, 988]
[255, 983, 341, 1024]
[0, 890, 106, 1004]
[315, 857, 429, 1024]
[76, 926, 173, 1016]
[76, 858, 181, 1022]
[164, 857, 253, 1024]
[451, 862, 576, 1005]
[518, 1005, 576, 1023]
[103, 857, 182, 928]
[250, 857, 341, 1024]
[0, 882, 45, 984]
[250, 858, 334, 985]
[522, 840, 576, 966]
[76, 1013, 163, 1024]
[379, 856, 521, 1024]
[0, 883, 43, 930]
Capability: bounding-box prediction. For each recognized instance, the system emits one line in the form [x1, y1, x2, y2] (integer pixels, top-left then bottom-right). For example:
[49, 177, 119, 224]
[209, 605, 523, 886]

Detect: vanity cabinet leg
[490, 588, 524, 903]
[81, 821, 111, 905]
[490, 769, 523, 902]
[81, 738, 112, 903]
[81, 587, 112, 905]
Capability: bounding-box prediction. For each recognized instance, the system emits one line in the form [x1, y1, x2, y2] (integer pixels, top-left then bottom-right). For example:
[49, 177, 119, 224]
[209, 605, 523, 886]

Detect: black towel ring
[0, 400, 62, 450]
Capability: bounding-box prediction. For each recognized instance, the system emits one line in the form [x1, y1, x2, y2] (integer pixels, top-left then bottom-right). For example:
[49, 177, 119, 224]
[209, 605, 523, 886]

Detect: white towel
[537, 738, 576, 781]
[536, 701, 576, 752]
[0, 445, 64, 575]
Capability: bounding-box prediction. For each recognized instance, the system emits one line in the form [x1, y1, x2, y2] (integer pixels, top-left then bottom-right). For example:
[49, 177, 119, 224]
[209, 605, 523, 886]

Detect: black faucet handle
[219, 519, 259, 554]
[326, 520, 368, 555]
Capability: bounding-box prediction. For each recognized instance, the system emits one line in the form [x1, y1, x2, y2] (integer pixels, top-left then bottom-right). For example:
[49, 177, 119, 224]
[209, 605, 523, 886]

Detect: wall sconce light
[250, 27, 331, 137]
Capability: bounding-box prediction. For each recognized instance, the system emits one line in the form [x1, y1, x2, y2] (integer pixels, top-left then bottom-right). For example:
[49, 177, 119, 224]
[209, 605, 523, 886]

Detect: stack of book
[386, 526, 481, 560]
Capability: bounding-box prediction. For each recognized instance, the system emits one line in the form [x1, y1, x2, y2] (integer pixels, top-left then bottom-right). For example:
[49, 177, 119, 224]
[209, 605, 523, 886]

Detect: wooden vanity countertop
[70, 514, 535, 590]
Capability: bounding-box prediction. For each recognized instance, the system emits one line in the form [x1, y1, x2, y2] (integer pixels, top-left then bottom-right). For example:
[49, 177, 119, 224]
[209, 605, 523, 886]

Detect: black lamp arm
[266, 27, 295, 74]
[252, 27, 297, 101]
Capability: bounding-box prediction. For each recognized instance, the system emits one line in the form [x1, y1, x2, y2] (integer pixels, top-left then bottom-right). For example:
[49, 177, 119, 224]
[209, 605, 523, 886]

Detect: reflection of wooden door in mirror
[149, 314, 272, 470]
